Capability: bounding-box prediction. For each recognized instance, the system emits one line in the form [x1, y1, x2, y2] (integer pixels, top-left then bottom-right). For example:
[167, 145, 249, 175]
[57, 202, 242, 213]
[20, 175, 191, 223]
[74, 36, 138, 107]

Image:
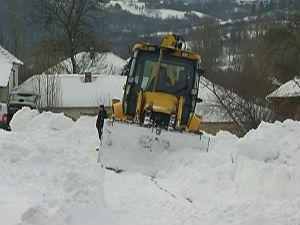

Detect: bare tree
[48, 51, 111, 75]
[199, 76, 273, 135]
[31, 38, 61, 75]
[258, 15, 300, 84]
[28, 40, 62, 109]
[7, 0, 26, 59]
[189, 19, 222, 72]
[30, 0, 105, 74]
[293, 77, 300, 88]
[31, 74, 62, 109]
[195, 15, 300, 134]
[94, 91, 111, 108]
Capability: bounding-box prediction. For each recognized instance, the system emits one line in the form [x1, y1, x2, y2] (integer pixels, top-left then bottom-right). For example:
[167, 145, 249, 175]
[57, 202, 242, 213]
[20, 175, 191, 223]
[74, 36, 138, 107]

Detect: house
[267, 77, 300, 121]
[46, 51, 126, 75]
[196, 77, 246, 136]
[19, 74, 127, 119]
[0, 45, 23, 102]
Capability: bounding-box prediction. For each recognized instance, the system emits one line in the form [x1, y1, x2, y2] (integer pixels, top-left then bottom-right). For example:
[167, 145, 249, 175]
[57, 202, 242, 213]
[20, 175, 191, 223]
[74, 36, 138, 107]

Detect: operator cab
[123, 46, 201, 126]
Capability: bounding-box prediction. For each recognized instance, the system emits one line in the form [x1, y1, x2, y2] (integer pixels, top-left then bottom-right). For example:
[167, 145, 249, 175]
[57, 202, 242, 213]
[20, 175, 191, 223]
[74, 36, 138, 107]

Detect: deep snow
[0, 107, 299, 225]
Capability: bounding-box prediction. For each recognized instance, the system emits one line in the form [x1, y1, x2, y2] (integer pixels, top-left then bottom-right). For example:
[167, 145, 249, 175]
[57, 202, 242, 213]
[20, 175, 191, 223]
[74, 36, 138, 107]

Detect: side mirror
[196, 98, 203, 103]
[127, 76, 134, 84]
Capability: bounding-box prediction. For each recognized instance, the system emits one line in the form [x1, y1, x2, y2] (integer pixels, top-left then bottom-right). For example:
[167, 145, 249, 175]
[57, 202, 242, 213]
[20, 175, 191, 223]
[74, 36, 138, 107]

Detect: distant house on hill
[46, 51, 126, 75]
[19, 74, 127, 119]
[0, 45, 23, 102]
[267, 77, 300, 121]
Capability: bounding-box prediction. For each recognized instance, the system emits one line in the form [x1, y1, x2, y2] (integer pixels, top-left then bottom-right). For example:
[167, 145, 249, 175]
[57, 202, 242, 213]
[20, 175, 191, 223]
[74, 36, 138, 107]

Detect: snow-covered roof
[267, 77, 300, 99]
[196, 77, 234, 123]
[19, 74, 127, 108]
[0, 45, 23, 65]
[0, 45, 23, 87]
[46, 52, 126, 75]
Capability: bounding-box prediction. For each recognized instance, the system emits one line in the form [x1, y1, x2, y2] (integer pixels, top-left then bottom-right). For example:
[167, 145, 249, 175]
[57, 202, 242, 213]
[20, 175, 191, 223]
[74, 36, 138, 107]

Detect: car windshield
[9, 93, 38, 103]
[133, 50, 196, 95]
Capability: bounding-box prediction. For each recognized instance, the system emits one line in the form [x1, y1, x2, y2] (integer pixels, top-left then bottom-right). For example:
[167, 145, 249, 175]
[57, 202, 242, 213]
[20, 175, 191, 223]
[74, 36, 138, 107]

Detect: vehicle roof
[9, 90, 39, 96]
[133, 43, 201, 62]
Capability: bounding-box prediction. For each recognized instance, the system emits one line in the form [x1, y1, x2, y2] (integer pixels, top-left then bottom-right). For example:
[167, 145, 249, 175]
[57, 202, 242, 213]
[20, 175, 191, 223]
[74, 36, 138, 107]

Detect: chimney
[84, 72, 92, 83]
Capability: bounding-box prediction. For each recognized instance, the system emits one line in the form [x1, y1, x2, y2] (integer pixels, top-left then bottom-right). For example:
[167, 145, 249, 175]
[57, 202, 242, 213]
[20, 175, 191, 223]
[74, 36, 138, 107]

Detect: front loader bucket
[98, 119, 211, 175]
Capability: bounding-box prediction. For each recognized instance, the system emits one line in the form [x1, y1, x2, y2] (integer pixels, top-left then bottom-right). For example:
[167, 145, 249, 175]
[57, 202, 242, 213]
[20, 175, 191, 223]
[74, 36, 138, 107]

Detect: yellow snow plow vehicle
[99, 34, 210, 174]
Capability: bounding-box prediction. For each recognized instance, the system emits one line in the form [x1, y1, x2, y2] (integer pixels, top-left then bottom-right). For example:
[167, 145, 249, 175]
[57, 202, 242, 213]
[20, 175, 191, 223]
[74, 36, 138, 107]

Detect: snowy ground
[0, 107, 299, 225]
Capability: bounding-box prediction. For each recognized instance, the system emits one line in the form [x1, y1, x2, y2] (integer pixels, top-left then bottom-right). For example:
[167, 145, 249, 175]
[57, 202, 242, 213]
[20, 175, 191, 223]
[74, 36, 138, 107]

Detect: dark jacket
[96, 109, 107, 130]
[147, 75, 172, 92]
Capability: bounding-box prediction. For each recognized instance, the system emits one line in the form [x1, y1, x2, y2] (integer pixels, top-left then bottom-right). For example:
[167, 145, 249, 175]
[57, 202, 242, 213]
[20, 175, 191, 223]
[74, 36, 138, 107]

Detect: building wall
[8, 64, 19, 92]
[41, 107, 100, 120]
[271, 97, 300, 121]
[13, 64, 19, 87]
[0, 87, 9, 102]
[1, 63, 19, 102]
[201, 122, 245, 137]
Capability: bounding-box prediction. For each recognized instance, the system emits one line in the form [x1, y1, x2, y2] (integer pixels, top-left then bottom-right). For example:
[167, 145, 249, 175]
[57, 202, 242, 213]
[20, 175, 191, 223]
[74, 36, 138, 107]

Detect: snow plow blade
[98, 119, 211, 175]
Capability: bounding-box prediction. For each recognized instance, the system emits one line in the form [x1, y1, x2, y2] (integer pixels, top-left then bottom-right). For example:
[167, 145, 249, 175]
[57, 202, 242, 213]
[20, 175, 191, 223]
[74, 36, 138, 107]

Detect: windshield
[9, 93, 38, 104]
[133, 51, 196, 96]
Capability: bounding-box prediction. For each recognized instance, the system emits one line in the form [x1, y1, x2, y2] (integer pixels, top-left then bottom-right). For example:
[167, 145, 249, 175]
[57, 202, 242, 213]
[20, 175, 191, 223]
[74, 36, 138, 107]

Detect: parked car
[0, 102, 9, 130]
[6, 90, 40, 128]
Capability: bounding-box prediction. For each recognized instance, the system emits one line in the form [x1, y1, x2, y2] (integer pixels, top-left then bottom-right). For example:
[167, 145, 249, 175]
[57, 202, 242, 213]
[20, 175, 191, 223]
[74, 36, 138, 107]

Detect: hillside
[0, 0, 298, 78]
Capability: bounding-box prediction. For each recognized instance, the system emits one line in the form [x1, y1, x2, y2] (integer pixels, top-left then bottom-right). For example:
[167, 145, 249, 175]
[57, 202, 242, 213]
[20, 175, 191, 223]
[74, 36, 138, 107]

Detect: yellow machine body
[111, 34, 203, 133]
[99, 34, 209, 174]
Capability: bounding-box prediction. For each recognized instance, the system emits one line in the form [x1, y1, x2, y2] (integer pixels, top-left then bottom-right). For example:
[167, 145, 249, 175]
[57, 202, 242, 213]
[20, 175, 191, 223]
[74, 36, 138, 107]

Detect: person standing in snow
[96, 105, 107, 145]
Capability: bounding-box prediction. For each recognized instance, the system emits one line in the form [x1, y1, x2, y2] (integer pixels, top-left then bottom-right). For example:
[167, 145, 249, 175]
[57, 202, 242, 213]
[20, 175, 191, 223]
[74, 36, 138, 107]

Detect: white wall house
[0, 45, 23, 102]
[20, 74, 127, 119]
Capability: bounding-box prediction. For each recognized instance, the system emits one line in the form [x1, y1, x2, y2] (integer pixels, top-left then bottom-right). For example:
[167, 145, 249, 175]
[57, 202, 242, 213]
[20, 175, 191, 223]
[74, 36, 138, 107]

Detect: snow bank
[1, 108, 108, 225]
[233, 120, 300, 198]
[1, 108, 299, 225]
[10, 107, 73, 132]
[9, 107, 40, 131]
[235, 136, 279, 162]
[235, 156, 300, 198]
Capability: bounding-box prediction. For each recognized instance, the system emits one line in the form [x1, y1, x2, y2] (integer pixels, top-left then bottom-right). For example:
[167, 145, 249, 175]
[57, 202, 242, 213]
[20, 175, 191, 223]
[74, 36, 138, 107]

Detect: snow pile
[234, 156, 300, 198]
[9, 107, 40, 131]
[234, 120, 300, 198]
[0, 108, 107, 225]
[0, 108, 299, 225]
[10, 107, 73, 132]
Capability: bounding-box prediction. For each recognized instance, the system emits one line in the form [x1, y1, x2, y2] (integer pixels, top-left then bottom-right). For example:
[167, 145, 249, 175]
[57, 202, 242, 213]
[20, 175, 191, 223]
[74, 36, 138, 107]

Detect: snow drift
[0, 108, 299, 225]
